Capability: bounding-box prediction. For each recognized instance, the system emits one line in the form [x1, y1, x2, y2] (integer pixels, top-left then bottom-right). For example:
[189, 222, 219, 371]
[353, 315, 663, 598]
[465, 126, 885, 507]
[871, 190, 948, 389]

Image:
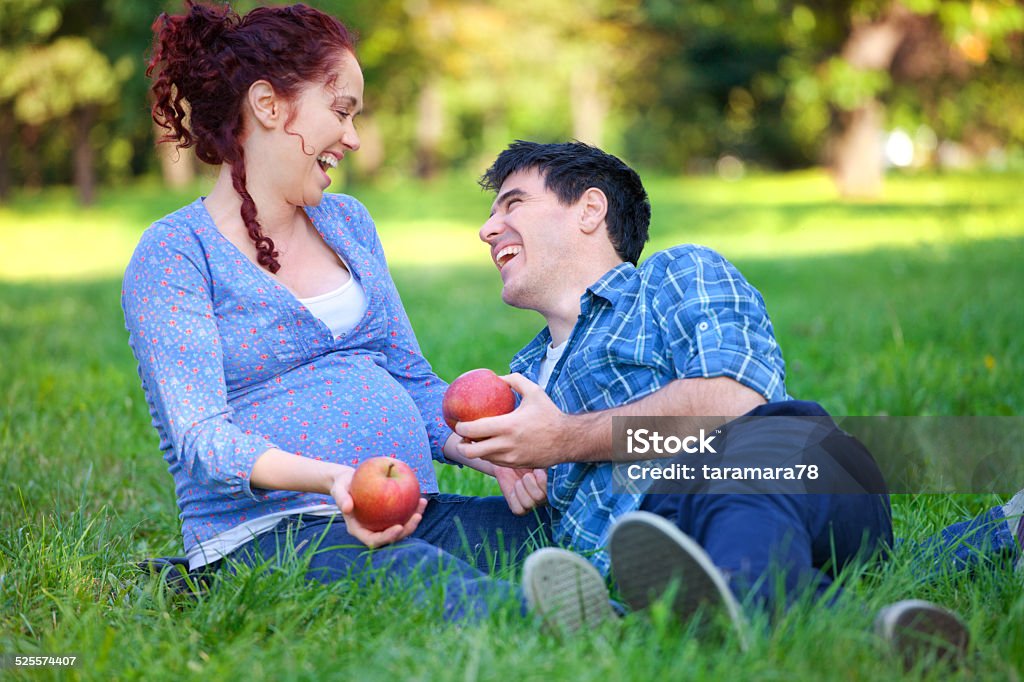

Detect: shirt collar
[509, 327, 552, 377]
[582, 261, 636, 310]
[510, 262, 636, 375]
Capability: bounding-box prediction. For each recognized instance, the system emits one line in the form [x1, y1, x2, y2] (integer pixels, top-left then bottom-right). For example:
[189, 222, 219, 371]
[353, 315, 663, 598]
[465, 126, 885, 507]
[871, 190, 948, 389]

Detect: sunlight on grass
[0, 170, 1021, 281]
[7, 216, 145, 281]
[642, 171, 1024, 261]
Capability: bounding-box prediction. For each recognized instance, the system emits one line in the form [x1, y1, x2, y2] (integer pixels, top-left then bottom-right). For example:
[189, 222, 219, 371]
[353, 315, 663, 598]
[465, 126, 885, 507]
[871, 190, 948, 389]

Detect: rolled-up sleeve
[656, 247, 787, 401]
[122, 227, 276, 499]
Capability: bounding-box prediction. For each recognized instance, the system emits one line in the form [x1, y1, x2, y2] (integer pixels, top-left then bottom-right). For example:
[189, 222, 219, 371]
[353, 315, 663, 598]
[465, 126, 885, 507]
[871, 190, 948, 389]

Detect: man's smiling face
[478, 168, 580, 313]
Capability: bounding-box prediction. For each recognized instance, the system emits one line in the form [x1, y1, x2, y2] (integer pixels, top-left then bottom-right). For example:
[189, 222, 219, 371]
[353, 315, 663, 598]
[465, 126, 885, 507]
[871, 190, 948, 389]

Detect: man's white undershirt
[536, 340, 568, 390]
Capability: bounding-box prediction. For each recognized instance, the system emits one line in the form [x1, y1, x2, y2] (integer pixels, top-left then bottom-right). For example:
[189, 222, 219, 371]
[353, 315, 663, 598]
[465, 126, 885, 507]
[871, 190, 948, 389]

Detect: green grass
[1, 170, 1023, 680]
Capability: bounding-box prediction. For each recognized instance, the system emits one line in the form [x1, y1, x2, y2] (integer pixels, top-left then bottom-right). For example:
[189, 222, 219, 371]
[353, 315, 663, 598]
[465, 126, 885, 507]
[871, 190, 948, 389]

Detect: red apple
[442, 368, 517, 430]
[349, 457, 421, 531]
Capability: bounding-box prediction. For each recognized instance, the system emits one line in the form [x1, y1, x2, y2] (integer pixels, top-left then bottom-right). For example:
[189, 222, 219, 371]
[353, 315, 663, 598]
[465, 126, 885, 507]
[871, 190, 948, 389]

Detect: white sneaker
[521, 548, 616, 635]
[874, 599, 969, 669]
[609, 511, 748, 649]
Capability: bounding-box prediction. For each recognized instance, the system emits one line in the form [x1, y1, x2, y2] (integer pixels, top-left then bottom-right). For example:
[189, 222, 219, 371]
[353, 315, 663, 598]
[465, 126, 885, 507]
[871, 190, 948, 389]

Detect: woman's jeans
[226, 494, 552, 622]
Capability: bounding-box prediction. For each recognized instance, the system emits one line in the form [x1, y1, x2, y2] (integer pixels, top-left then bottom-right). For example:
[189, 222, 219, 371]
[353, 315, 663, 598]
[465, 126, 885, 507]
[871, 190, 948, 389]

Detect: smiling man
[464, 141, 819, 578]
[456, 140, 970, 664]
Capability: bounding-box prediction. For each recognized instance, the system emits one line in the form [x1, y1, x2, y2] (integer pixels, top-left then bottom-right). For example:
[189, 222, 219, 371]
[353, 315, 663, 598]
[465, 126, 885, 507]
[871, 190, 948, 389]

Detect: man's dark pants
[638, 400, 893, 611]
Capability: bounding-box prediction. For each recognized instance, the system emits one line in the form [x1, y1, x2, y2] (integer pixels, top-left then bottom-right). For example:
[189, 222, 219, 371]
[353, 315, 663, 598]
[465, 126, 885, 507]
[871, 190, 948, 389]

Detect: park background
[1, 0, 1022, 679]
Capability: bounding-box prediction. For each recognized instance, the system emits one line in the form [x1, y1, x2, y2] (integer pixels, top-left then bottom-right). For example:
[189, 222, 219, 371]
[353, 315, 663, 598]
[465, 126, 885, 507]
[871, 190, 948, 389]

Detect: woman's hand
[329, 468, 427, 548]
[493, 465, 548, 515]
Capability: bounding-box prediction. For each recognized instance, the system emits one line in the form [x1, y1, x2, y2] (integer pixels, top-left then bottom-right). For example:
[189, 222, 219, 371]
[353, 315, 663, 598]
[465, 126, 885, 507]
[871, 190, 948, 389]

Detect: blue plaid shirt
[509, 245, 788, 575]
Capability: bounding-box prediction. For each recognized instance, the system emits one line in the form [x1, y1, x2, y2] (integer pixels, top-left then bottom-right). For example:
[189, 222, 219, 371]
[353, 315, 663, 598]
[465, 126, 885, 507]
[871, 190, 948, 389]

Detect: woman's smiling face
[264, 50, 364, 207]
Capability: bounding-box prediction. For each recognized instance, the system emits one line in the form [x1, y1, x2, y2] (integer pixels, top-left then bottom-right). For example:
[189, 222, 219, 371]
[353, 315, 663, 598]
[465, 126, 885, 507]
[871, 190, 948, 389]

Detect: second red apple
[349, 457, 421, 531]
[442, 368, 517, 430]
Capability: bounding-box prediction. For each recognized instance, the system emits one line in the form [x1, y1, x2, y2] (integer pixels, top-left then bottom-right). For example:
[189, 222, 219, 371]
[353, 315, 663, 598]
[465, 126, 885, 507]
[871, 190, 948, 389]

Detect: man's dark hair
[479, 140, 651, 265]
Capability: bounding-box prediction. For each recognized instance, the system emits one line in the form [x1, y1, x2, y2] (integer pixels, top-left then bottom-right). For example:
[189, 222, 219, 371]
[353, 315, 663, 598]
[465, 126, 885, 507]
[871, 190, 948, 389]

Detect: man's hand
[329, 468, 427, 548]
[493, 465, 548, 515]
[454, 374, 764, 468]
[455, 373, 577, 469]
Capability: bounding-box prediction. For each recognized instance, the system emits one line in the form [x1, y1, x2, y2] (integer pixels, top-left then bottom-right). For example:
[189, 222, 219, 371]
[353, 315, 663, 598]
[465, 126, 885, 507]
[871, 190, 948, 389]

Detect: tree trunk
[0, 110, 13, 202]
[74, 106, 97, 206]
[570, 64, 607, 146]
[833, 101, 886, 198]
[21, 125, 41, 190]
[415, 79, 444, 180]
[832, 4, 911, 198]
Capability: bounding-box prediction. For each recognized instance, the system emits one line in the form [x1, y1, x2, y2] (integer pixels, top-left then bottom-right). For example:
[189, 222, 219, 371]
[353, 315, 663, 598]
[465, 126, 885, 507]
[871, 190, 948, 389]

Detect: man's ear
[578, 187, 609, 234]
[247, 80, 282, 130]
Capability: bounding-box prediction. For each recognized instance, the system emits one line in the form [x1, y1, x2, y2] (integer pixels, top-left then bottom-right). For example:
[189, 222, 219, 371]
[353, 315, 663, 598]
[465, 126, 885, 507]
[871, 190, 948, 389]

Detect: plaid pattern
[510, 245, 788, 575]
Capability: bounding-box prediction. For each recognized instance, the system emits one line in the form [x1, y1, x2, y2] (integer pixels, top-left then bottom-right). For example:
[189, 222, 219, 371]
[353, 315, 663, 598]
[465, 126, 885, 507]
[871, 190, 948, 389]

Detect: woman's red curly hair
[147, 1, 356, 273]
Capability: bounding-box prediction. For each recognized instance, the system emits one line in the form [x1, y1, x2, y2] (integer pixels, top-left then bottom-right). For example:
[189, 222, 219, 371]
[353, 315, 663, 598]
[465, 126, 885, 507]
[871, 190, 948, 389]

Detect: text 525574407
[1, 654, 79, 668]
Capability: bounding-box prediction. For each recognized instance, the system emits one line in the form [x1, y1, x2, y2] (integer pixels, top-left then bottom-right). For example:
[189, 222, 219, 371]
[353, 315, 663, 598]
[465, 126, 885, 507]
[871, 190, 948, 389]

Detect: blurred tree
[828, 4, 916, 197]
[2, 0, 1020, 197]
[337, 0, 647, 178]
[889, 2, 1024, 165]
[92, 0, 198, 187]
[631, 0, 1022, 196]
[624, 1, 797, 172]
[784, 0, 1024, 196]
[0, 0, 64, 199]
[3, 37, 129, 204]
[0, 0, 163, 203]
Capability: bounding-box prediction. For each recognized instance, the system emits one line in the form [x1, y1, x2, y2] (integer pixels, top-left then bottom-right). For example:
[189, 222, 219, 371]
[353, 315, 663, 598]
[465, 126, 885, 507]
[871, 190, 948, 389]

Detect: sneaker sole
[610, 511, 747, 648]
[874, 599, 969, 668]
[522, 548, 615, 635]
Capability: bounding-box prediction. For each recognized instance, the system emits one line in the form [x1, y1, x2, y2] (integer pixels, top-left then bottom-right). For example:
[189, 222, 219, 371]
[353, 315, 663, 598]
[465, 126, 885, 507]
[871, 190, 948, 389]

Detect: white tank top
[298, 276, 367, 338]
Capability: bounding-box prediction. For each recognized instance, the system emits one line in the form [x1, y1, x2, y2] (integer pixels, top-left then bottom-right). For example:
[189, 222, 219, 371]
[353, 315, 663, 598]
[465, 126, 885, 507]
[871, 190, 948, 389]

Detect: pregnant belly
[228, 353, 435, 473]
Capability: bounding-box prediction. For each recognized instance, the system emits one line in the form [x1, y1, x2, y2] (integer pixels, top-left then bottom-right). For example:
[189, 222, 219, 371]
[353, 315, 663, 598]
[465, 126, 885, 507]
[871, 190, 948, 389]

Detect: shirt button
[698, 322, 709, 331]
